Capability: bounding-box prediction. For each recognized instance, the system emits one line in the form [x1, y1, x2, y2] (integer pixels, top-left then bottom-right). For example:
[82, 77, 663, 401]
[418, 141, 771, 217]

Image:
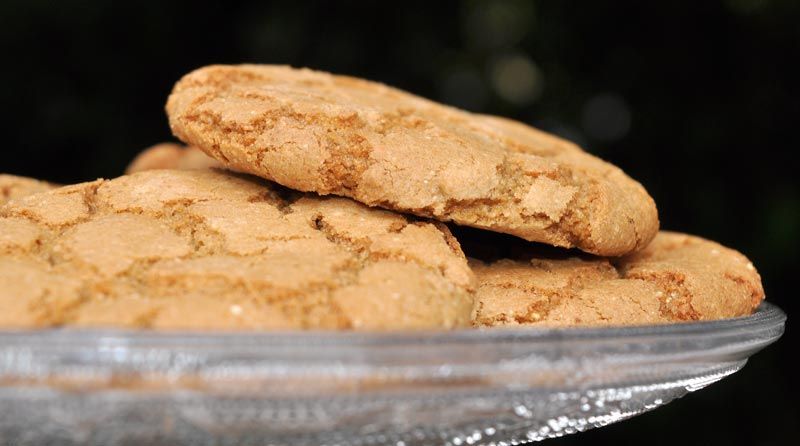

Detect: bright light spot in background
[580, 93, 632, 142]
[489, 53, 544, 106]
[439, 68, 488, 111]
[462, 0, 534, 49]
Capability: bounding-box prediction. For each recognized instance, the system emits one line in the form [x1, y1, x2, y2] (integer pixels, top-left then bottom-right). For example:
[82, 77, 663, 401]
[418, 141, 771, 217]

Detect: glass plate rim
[0, 302, 785, 347]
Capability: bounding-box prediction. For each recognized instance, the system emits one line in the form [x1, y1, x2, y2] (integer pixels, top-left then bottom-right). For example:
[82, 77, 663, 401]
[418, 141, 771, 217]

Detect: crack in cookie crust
[0, 174, 55, 205]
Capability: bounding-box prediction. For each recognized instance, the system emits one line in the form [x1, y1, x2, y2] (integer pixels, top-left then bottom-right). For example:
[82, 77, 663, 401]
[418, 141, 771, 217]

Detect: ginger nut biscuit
[469, 231, 764, 327]
[167, 65, 658, 256]
[0, 169, 474, 330]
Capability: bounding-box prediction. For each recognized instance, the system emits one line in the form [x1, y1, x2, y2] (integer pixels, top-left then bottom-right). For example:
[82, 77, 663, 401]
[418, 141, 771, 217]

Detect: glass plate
[0, 303, 785, 446]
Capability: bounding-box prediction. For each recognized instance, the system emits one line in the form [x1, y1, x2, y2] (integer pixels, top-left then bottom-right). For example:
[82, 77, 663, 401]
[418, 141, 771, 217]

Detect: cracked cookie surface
[1, 174, 54, 205]
[166, 65, 659, 256]
[0, 169, 474, 330]
[468, 231, 764, 327]
[126, 143, 221, 174]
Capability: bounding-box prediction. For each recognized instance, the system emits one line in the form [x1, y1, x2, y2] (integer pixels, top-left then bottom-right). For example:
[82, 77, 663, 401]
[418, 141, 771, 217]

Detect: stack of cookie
[0, 65, 764, 330]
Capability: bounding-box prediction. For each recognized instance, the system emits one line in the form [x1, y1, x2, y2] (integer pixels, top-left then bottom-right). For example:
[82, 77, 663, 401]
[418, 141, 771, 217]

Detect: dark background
[1, 0, 796, 444]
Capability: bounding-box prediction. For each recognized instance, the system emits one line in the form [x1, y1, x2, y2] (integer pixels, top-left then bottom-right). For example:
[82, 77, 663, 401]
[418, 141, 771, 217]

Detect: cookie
[469, 231, 764, 327]
[0, 174, 54, 205]
[125, 142, 221, 174]
[0, 169, 474, 330]
[166, 65, 658, 256]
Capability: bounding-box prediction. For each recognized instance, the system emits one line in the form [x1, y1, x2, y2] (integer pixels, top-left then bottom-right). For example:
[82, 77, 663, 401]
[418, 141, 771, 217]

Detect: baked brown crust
[166, 65, 658, 256]
[0, 174, 54, 205]
[125, 143, 221, 174]
[471, 231, 764, 327]
[0, 169, 474, 330]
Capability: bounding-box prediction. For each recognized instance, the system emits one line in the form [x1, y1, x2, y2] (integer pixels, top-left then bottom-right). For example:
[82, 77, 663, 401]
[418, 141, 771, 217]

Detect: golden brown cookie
[166, 65, 658, 256]
[0, 174, 54, 205]
[125, 143, 221, 174]
[0, 169, 474, 330]
[469, 231, 764, 327]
